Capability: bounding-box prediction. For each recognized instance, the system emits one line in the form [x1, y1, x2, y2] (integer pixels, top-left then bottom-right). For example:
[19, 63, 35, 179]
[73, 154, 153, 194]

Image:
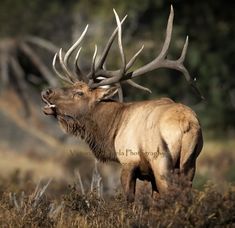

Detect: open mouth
[41, 94, 56, 116]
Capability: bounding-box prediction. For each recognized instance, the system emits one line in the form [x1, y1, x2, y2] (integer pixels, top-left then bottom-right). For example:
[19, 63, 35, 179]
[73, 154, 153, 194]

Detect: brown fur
[41, 82, 203, 202]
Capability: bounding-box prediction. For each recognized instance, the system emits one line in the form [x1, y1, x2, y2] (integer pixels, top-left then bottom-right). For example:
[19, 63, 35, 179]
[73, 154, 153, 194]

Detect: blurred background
[0, 0, 235, 196]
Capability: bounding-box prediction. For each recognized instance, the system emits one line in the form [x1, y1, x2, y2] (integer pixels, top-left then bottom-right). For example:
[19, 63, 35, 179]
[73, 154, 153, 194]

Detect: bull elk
[41, 6, 203, 202]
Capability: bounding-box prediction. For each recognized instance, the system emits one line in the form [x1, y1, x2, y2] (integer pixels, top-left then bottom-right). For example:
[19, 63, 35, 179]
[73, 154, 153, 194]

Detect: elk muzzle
[41, 89, 56, 115]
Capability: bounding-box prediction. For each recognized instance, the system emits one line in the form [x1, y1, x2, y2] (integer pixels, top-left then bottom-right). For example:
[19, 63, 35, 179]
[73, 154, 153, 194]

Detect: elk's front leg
[120, 163, 137, 203]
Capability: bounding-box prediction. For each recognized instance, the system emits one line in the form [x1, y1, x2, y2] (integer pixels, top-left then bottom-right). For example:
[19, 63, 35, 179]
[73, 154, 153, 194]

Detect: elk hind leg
[180, 130, 203, 183]
[151, 154, 173, 195]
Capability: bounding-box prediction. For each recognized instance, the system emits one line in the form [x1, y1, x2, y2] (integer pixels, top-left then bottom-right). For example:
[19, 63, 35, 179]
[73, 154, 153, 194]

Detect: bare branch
[19, 42, 58, 87]
[10, 56, 31, 116]
[74, 169, 85, 195]
[24, 36, 59, 53]
[0, 52, 10, 87]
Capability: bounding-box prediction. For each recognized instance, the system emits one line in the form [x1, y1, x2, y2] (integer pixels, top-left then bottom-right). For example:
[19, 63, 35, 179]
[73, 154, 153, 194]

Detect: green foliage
[0, 0, 75, 42]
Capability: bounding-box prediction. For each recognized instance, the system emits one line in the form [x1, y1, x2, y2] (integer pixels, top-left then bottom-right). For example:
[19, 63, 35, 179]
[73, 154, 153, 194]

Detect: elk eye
[73, 91, 84, 98]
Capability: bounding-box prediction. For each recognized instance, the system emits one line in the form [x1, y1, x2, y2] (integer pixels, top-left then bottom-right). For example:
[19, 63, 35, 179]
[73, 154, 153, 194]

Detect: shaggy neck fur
[59, 101, 125, 162]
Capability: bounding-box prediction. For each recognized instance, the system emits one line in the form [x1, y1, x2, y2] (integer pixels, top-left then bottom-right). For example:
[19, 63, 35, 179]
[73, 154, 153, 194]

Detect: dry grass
[0, 171, 234, 228]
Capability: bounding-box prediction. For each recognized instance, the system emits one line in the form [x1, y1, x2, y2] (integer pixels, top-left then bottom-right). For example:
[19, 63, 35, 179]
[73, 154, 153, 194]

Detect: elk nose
[41, 89, 53, 98]
[46, 88, 53, 95]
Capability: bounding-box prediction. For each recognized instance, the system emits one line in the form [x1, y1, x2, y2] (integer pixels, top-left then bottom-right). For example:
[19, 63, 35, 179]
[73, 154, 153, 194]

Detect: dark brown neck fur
[60, 100, 125, 162]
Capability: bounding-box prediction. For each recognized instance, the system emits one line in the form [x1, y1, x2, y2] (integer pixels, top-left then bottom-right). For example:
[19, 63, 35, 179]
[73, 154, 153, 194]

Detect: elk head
[42, 6, 203, 128]
[41, 82, 117, 118]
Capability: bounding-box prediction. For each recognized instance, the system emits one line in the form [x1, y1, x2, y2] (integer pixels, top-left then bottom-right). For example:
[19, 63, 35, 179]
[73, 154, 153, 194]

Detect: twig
[74, 169, 85, 195]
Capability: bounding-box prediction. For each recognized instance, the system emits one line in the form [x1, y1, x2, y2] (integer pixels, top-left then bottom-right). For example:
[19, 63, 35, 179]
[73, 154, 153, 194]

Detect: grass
[0, 172, 234, 227]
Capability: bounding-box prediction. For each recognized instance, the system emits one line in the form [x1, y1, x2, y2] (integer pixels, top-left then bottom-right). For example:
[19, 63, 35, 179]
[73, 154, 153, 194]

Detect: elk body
[42, 7, 203, 202]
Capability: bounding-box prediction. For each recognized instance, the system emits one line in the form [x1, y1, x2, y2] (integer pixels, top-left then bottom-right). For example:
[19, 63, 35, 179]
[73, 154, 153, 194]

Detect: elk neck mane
[58, 100, 125, 162]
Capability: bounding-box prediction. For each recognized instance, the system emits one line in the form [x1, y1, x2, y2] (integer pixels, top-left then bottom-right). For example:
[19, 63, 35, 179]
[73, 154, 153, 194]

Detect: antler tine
[88, 10, 128, 87]
[95, 15, 127, 72]
[126, 45, 144, 71]
[130, 5, 174, 77]
[178, 36, 188, 63]
[75, 47, 82, 64]
[113, 9, 126, 77]
[52, 53, 72, 84]
[117, 79, 152, 102]
[90, 45, 98, 80]
[74, 47, 82, 76]
[127, 80, 152, 93]
[158, 5, 174, 60]
[74, 47, 88, 82]
[116, 83, 124, 102]
[58, 49, 76, 83]
[174, 63, 205, 100]
[64, 24, 89, 65]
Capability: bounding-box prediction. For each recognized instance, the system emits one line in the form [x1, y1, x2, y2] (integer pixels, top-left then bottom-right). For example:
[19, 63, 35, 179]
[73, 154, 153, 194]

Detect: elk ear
[96, 87, 118, 102]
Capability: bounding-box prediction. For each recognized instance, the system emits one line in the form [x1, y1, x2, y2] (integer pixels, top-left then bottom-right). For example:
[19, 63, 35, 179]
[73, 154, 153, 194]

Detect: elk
[41, 6, 203, 202]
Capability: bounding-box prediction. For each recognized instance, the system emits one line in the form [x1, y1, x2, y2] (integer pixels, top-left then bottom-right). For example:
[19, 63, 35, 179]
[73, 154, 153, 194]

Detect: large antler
[52, 6, 204, 101]
[88, 6, 204, 100]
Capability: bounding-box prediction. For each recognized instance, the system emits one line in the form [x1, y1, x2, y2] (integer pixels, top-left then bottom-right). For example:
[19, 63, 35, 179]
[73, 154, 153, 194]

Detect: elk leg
[180, 131, 203, 183]
[180, 160, 196, 186]
[151, 178, 159, 199]
[120, 164, 137, 203]
[151, 178, 158, 192]
[151, 155, 173, 195]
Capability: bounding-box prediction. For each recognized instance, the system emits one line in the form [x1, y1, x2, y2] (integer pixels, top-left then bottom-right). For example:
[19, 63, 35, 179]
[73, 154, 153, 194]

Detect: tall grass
[0, 170, 234, 227]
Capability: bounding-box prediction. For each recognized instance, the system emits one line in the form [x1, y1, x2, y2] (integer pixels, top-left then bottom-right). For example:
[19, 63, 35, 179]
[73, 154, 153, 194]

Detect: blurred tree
[0, 0, 75, 43]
